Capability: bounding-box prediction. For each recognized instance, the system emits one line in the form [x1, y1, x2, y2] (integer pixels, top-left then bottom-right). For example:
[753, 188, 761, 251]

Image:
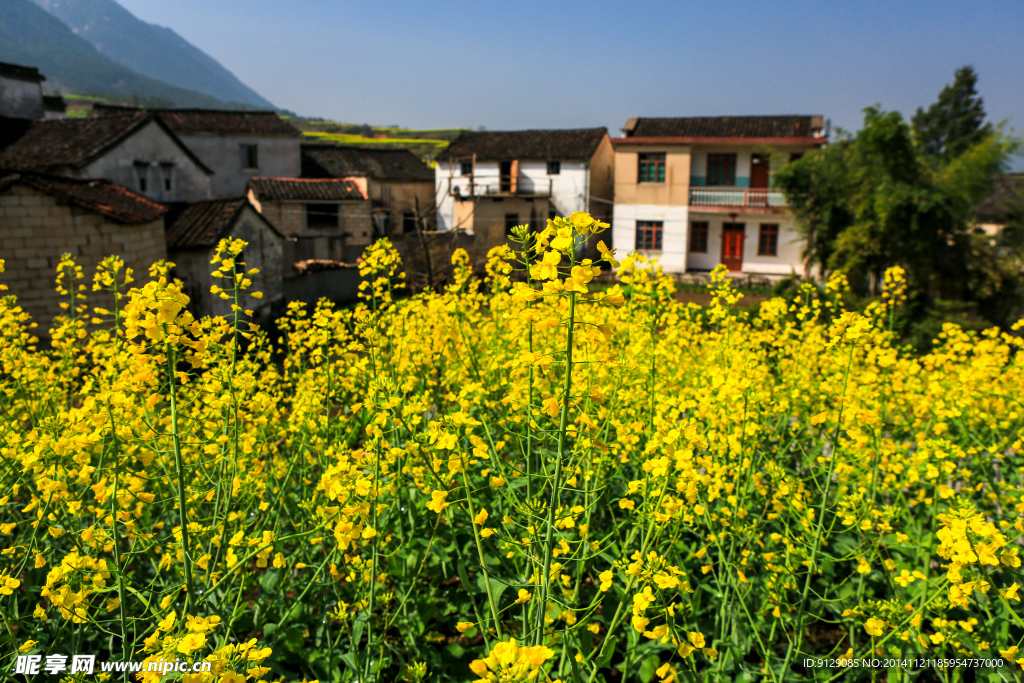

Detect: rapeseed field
[1, 213, 1022, 682]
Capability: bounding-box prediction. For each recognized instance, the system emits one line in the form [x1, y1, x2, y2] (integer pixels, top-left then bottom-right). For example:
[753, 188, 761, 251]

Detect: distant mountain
[0, 0, 255, 108]
[30, 0, 275, 109]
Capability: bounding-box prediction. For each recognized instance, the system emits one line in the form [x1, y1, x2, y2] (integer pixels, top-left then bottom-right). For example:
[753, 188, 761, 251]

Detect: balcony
[689, 188, 788, 212]
[451, 176, 552, 199]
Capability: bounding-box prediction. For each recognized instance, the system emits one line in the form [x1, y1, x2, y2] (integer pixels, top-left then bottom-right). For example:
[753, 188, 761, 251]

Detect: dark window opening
[306, 203, 339, 229]
[706, 153, 737, 186]
[160, 163, 173, 192]
[547, 160, 561, 175]
[638, 153, 666, 183]
[758, 223, 779, 256]
[505, 213, 519, 236]
[134, 161, 149, 193]
[460, 159, 473, 176]
[240, 144, 259, 170]
[636, 220, 663, 250]
[689, 221, 709, 253]
[402, 212, 417, 233]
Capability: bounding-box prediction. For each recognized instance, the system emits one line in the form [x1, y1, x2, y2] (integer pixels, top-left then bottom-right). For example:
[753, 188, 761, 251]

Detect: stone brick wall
[0, 184, 166, 336]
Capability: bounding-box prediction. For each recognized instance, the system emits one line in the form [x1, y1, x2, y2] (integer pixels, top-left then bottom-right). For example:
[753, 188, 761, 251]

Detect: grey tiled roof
[247, 177, 366, 201]
[0, 171, 166, 224]
[92, 104, 300, 137]
[439, 128, 607, 162]
[302, 144, 434, 181]
[625, 116, 824, 139]
[0, 111, 211, 173]
[164, 197, 284, 250]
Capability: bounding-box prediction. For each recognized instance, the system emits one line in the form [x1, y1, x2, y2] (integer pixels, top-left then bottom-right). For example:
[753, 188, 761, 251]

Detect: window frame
[638, 152, 666, 183]
[240, 144, 259, 170]
[635, 220, 664, 251]
[757, 223, 779, 256]
[460, 159, 473, 176]
[689, 221, 709, 253]
[305, 202, 340, 230]
[706, 153, 737, 186]
[546, 160, 561, 175]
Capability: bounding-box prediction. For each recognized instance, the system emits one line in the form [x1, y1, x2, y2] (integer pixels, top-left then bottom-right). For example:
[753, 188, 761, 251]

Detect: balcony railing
[689, 188, 788, 209]
[451, 176, 552, 198]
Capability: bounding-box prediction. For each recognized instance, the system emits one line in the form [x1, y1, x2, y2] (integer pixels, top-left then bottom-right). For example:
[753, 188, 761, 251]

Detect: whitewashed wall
[180, 134, 300, 198]
[611, 203, 689, 273]
[435, 159, 592, 233]
[79, 121, 212, 202]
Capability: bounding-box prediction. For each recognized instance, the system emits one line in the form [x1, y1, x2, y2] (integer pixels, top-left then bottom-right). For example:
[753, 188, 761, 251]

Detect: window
[689, 221, 709, 253]
[460, 159, 473, 176]
[635, 220, 663, 250]
[758, 223, 779, 256]
[160, 163, 174, 192]
[706, 153, 736, 186]
[240, 144, 259, 170]
[402, 212, 417, 234]
[505, 213, 519, 236]
[306, 203, 339, 229]
[638, 153, 665, 183]
[546, 160, 561, 175]
[134, 161, 149, 193]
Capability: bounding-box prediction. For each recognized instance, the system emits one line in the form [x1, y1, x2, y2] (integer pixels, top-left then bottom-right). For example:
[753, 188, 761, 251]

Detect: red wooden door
[721, 222, 745, 271]
[750, 154, 769, 188]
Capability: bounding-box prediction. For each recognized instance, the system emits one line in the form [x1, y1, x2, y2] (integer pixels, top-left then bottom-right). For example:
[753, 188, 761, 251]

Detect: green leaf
[456, 556, 472, 591]
[477, 573, 508, 607]
[596, 635, 618, 670]
[262, 622, 278, 637]
[638, 654, 659, 683]
[567, 642, 584, 683]
[352, 614, 368, 648]
[445, 642, 466, 658]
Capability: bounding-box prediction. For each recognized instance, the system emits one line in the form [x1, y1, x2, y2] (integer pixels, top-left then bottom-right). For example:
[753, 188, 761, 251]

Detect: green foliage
[775, 68, 1021, 327]
[912, 66, 993, 162]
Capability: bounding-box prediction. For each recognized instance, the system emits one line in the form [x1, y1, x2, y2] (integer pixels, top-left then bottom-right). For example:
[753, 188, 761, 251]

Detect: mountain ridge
[29, 0, 275, 110]
[0, 0, 263, 109]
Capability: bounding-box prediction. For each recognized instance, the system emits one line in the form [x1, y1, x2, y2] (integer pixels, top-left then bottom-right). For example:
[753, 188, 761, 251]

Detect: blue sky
[119, 0, 1021, 146]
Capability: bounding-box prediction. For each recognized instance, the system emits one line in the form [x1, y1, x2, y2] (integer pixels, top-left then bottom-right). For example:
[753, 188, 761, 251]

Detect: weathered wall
[78, 121, 212, 202]
[283, 266, 362, 305]
[170, 206, 285, 320]
[179, 135, 301, 198]
[0, 184, 166, 334]
[252, 198, 372, 266]
[0, 75, 44, 120]
[369, 179, 437, 232]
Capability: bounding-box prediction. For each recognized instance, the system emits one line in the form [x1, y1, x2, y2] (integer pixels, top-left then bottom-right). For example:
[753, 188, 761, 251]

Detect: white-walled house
[91, 105, 302, 199]
[434, 128, 614, 247]
[612, 116, 827, 276]
[0, 110, 212, 202]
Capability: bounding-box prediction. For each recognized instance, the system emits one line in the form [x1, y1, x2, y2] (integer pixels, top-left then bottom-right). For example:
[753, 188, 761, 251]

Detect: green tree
[776, 106, 1016, 307]
[912, 65, 993, 162]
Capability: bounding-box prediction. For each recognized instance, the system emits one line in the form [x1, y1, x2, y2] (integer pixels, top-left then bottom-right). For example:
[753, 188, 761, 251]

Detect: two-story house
[434, 128, 614, 246]
[91, 104, 302, 198]
[301, 143, 435, 236]
[611, 116, 827, 275]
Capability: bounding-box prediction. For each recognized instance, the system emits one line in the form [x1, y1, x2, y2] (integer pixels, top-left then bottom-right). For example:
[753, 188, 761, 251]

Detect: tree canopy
[774, 66, 1020, 323]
